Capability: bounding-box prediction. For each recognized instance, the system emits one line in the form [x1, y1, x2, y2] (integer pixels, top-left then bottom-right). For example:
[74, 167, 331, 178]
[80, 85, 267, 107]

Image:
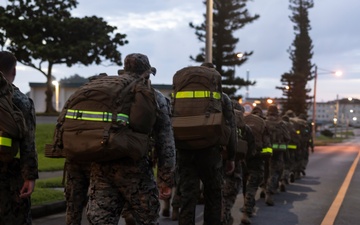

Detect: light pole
[52, 80, 59, 112]
[205, 0, 213, 63]
[312, 66, 342, 142]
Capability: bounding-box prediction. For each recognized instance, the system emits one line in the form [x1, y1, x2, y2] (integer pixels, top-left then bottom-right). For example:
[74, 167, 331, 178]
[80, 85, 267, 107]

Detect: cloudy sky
[2, 0, 360, 102]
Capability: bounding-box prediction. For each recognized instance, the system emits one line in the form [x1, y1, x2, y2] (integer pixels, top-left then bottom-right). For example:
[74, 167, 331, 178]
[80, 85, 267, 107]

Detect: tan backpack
[48, 72, 157, 162]
[171, 66, 231, 149]
[244, 113, 265, 154]
[0, 72, 27, 162]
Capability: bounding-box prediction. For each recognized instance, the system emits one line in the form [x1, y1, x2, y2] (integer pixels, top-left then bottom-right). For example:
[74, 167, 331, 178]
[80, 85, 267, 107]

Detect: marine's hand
[158, 185, 172, 200]
[225, 160, 235, 175]
[20, 179, 35, 198]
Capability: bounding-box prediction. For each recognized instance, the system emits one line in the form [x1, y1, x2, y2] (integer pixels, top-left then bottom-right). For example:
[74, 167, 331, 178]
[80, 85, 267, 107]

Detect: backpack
[244, 113, 265, 155]
[290, 117, 310, 147]
[234, 109, 248, 156]
[0, 72, 27, 162]
[265, 116, 289, 152]
[48, 72, 157, 162]
[171, 66, 231, 150]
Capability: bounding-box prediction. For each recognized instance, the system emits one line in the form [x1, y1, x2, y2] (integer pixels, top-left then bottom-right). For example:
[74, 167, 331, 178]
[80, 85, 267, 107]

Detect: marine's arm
[152, 90, 176, 198]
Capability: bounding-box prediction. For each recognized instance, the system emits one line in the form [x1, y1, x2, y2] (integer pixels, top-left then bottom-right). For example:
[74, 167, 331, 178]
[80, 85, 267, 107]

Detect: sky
[2, 0, 360, 102]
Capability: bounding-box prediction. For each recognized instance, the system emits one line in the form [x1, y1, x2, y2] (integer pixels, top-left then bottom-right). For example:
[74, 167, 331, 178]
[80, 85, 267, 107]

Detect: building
[29, 80, 172, 113]
[307, 98, 360, 128]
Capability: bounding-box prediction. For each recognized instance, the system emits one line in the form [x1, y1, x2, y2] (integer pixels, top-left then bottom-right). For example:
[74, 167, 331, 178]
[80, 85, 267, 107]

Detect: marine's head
[124, 53, 156, 76]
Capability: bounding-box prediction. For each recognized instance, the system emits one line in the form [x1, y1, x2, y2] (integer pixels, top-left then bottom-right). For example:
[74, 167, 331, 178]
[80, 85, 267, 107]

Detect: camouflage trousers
[243, 157, 264, 215]
[65, 161, 91, 225]
[0, 159, 32, 225]
[177, 147, 223, 225]
[222, 159, 242, 225]
[266, 152, 284, 194]
[86, 157, 160, 225]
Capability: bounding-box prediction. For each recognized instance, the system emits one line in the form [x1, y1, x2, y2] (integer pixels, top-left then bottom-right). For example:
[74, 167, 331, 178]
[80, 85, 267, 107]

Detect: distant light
[353, 117, 357, 121]
[335, 71, 342, 76]
[350, 109, 354, 113]
[267, 99, 273, 104]
[252, 103, 257, 107]
[285, 86, 290, 90]
[236, 53, 244, 58]
[348, 97, 353, 101]
[52, 80, 59, 86]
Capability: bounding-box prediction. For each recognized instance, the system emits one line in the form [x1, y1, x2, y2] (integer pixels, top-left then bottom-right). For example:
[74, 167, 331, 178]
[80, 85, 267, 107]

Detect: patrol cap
[285, 110, 295, 118]
[251, 106, 263, 117]
[124, 53, 156, 76]
[267, 104, 279, 115]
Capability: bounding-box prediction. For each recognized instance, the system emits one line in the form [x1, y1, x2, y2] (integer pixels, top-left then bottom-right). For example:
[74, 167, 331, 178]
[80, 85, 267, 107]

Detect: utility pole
[205, 0, 213, 63]
[312, 65, 317, 142]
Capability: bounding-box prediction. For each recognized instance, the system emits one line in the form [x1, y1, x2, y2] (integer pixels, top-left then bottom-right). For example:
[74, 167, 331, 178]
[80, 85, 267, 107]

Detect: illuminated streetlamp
[312, 65, 342, 141]
[52, 80, 59, 112]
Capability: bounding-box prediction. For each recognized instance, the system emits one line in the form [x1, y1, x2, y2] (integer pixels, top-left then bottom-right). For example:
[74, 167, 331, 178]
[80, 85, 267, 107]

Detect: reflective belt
[261, 147, 273, 154]
[272, 143, 287, 150]
[173, 91, 221, 100]
[0, 137, 12, 147]
[287, 144, 297, 150]
[65, 109, 129, 123]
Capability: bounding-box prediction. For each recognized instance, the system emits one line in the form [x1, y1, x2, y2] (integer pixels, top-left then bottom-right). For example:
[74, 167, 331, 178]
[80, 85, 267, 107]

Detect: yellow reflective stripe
[261, 147, 273, 154]
[0, 137, 12, 147]
[288, 144, 297, 149]
[272, 143, 287, 150]
[173, 91, 221, 100]
[65, 109, 129, 123]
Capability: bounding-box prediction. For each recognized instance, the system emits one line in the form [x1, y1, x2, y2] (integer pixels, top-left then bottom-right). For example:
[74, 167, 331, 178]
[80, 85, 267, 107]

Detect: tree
[277, 0, 314, 115]
[0, 0, 128, 113]
[190, 0, 259, 98]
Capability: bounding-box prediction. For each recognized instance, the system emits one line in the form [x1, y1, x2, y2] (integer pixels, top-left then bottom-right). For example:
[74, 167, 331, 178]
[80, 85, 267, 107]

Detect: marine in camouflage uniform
[241, 106, 271, 224]
[280, 115, 299, 187]
[177, 84, 237, 225]
[264, 105, 290, 206]
[86, 53, 175, 225]
[0, 51, 39, 225]
[65, 160, 91, 225]
[222, 102, 255, 225]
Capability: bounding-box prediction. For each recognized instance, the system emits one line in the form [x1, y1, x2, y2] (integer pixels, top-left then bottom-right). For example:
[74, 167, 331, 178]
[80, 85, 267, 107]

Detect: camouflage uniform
[177, 92, 237, 225]
[0, 51, 39, 225]
[65, 160, 91, 225]
[264, 105, 290, 206]
[241, 106, 271, 224]
[222, 124, 255, 225]
[281, 115, 299, 186]
[86, 53, 175, 225]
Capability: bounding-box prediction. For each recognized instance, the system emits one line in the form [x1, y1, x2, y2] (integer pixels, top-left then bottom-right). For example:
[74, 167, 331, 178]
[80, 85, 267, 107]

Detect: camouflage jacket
[12, 86, 39, 180]
[222, 93, 237, 161]
[153, 89, 176, 187]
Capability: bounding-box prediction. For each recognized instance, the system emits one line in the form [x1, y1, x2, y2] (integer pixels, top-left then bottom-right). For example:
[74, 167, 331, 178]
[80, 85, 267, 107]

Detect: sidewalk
[32, 170, 66, 219]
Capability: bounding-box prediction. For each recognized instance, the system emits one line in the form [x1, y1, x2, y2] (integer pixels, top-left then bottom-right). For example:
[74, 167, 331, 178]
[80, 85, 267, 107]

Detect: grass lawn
[33, 124, 65, 206]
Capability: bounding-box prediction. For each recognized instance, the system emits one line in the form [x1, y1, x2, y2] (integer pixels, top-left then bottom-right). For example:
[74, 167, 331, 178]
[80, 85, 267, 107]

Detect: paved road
[33, 123, 360, 225]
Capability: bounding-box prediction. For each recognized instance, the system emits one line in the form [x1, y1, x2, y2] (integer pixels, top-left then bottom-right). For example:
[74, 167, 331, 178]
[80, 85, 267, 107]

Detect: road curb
[32, 201, 66, 219]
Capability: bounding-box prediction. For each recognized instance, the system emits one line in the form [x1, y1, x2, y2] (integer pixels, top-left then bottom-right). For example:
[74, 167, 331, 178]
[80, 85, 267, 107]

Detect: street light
[312, 65, 342, 142]
[52, 80, 59, 112]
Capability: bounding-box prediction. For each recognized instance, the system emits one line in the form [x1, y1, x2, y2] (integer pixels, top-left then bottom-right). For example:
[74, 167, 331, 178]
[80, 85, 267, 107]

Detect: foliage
[320, 129, 334, 138]
[189, 0, 259, 98]
[277, 0, 314, 115]
[36, 124, 65, 171]
[0, 0, 128, 113]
